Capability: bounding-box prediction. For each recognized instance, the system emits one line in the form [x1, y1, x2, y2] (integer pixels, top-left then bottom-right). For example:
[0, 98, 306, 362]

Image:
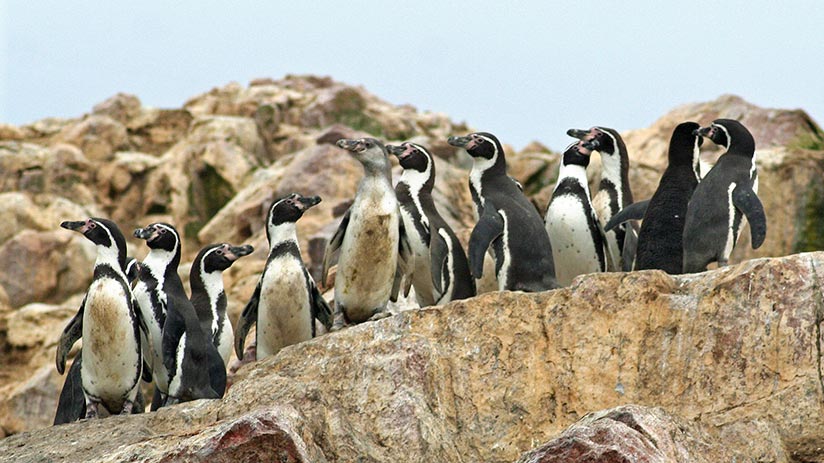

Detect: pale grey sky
[1, 1, 822, 150]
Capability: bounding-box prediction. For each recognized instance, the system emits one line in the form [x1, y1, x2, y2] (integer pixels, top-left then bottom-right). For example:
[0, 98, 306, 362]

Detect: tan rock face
[2, 252, 824, 461]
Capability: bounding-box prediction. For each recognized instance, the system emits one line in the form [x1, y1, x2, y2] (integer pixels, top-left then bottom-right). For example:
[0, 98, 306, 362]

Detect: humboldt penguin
[386, 142, 476, 305]
[57, 218, 144, 418]
[189, 242, 254, 366]
[544, 141, 606, 285]
[683, 119, 765, 272]
[606, 122, 704, 273]
[322, 138, 411, 330]
[568, 126, 637, 271]
[235, 193, 332, 360]
[447, 132, 557, 291]
[134, 223, 224, 407]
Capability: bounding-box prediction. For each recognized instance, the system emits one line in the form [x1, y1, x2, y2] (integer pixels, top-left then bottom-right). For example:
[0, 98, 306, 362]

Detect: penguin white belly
[132, 283, 167, 391]
[546, 196, 602, 286]
[400, 208, 435, 306]
[335, 194, 399, 322]
[257, 256, 313, 359]
[217, 317, 233, 366]
[81, 278, 140, 408]
[593, 191, 620, 271]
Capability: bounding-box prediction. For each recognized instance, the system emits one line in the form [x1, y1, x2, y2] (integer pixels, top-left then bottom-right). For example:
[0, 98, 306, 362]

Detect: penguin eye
[216, 249, 223, 255]
[89, 222, 97, 229]
[158, 228, 166, 234]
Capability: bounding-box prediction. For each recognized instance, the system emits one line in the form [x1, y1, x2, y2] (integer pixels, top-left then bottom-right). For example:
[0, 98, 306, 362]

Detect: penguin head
[386, 142, 433, 173]
[447, 132, 502, 161]
[61, 218, 128, 268]
[336, 138, 389, 171]
[568, 126, 624, 158]
[124, 257, 141, 283]
[561, 141, 592, 167]
[695, 119, 754, 155]
[267, 193, 322, 228]
[195, 243, 254, 274]
[669, 121, 703, 163]
[133, 223, 180, 254]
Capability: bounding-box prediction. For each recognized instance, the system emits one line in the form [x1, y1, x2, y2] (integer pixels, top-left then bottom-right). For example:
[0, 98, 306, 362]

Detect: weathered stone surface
[2, 253, 824, 462]
[53, 115, 130, 162]
[515, 405, 744, 463]
[5, 303, 75, 348]
[92, 93, 143, 126]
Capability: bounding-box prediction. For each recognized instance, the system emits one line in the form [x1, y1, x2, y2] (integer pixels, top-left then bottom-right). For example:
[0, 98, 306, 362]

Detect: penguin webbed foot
[84, 400, 100, 419]
[330, 305, 348, 332]
[120, 399, 134, 415]
[367, 309, 391, 322]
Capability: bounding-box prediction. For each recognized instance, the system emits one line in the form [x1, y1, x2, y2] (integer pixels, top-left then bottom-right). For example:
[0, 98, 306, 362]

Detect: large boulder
[2, 252, 823, 461]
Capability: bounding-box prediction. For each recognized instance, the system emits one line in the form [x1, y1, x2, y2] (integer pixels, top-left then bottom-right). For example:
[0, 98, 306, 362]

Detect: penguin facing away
[682, 119, 766, 272]
[322, 138, 411, 330]
[235, 193, 333, 361]
[190, 242, 254, 366]
[386, 142, 476, 306]
[57, 218, 144, 419]
[606, 121, 704, 274]
[134, 223, 225, 407]
[567, 126, 637, 271]
[544, 141, 606, 286]
[447, 132, 557, 291]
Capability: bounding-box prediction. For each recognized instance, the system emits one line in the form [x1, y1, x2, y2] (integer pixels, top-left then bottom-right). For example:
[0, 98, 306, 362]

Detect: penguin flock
[52, 119, 766, 423]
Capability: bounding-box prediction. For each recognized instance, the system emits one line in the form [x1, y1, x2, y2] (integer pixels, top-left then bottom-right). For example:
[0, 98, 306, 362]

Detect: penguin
[447, 132, 557, 291]
[322, 138, 411, 330]
[54, 256, 147, 424]
[189, 242, 254, 366]
[605, 122, 704, 274]
[544, 141, 606, 286]
[386, 142, 476, 306]
[567, 126, 637, 271]
[236, 193, 333, 360]
[134, 223, 225, 407]
[57, 218, 144, 419]
[682, 119, 766, 272]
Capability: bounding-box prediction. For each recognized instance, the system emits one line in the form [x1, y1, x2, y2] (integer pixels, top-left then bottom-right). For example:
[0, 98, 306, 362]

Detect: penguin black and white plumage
[568, 126, 637, 271]
[134, 223, 225, 407]
[544, 141, 606, 286]
[606, 122, 704, 274]
[322, 138, 411, 330]
[56, 218, 144, 419]
[190, 242, 253, 366]
[682, 119, 766, 272]
[447, 132, 557, 291]
[386, 142, 476, 306]
[54, 256, 147, 424]
[235, 194, 332, 360]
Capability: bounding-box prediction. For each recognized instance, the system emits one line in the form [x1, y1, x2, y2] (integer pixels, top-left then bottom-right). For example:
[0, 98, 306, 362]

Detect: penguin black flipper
[468, 201, 504, 279]
[161, 299, 185, 378]
[732, 185, 767, 248]
[55, 296, 85, 375]
[430, 229, 450, 297]
[605, 200, 650, 232]
[53, 352, 84, 425]
[234, 280, 261, 360]
[306, 270, 333, 333]
[321, 208, 351, 287]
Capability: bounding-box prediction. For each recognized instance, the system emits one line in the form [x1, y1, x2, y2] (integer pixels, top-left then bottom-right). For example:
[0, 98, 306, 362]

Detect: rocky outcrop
[2, 252, 824, 462]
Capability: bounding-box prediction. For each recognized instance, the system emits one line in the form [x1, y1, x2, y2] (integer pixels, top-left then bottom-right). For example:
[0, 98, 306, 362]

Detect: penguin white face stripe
[593, 128, 624, 208]
[713, 123, 731, 151]
[692, 136, 702, 181]
[468, 136, 499, 208]
[398, 144, 432, 229]
[200, 247, 226, 336]
[93, 220, 122, 268]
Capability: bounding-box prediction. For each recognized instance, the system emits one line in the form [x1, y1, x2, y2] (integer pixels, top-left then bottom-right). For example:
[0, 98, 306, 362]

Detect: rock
[92, 93, 143, 126]
[3, 253, 824, 461]
[0, 365, 65, 435]
[0, 230, 95, 310]
[53, 115, 130, 162]
[0, 142, 96, 203]
[0, 193, 45, 245]
[514, 405, 744, 463]
[0, 124, 24, 141]
[127, 108, 194, 155]
[5, 303, 75, 348]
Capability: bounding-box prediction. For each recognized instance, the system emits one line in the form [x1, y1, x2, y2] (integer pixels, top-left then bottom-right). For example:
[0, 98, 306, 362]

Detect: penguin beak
[694, 126, 712, 137]
[336, 138, 363, 153]
[226, 244, 254, 260]
[133, 226, 156, 241]
[60, 219, 92, 233]
[296, 195, 322, 211]
[566, 128, 590, 140]
[575, 141, 593, 156]
[582, 138, 601, 150]
[447, 135, 471, 148]
[386, 144, 413, 160]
